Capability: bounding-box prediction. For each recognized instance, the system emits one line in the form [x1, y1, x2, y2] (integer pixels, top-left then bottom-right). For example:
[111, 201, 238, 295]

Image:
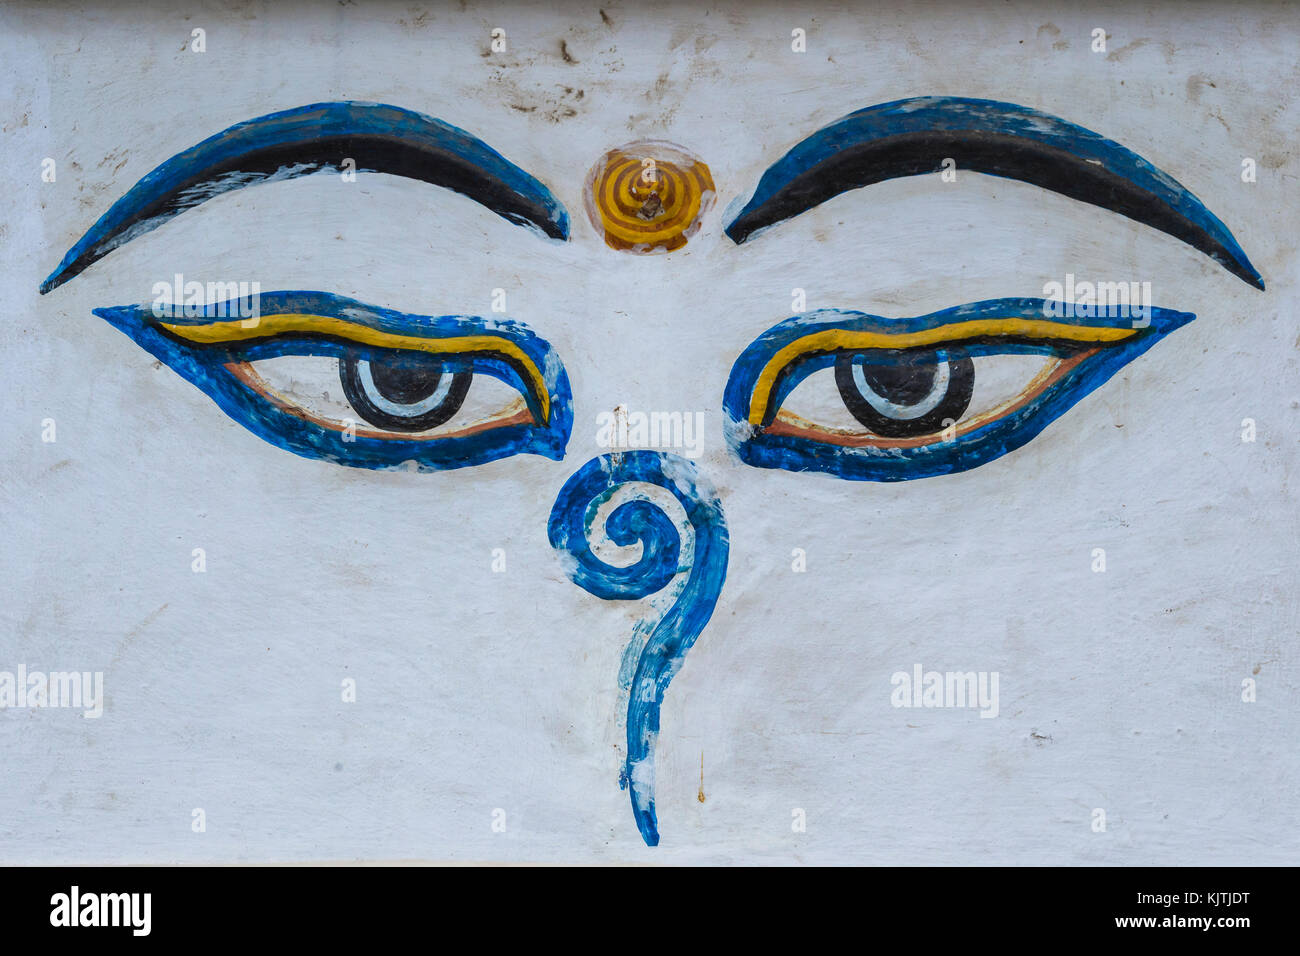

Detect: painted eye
[830, 349, 976, 438]
[723, 298, 1198, 481]
[337, 354, 472, 432]
[229, 349, 527, 442]
[775, 347, 1059, 442]
[93, 291, 572, 471]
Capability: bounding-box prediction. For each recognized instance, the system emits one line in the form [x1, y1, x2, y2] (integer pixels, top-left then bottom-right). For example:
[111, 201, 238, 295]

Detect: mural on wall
[36, 92, 1264, 847]
[548, 452, 728, 847]
[93, 292, 574, 471]
[723, 97, 1264, 288]
[584, 141, 715, 253]
[721, 96, 1263, 481]
[38, 101, 571, 295]
[721, 298, 1198, 481]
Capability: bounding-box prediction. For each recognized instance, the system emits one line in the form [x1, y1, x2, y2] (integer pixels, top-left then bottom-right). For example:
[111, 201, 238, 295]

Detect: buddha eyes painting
[3, 0, 1297, 885]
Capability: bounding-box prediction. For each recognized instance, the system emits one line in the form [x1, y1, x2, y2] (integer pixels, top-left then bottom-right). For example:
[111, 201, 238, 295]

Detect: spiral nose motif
[548, 451, 730, 846]
[584, 141, 716, 253]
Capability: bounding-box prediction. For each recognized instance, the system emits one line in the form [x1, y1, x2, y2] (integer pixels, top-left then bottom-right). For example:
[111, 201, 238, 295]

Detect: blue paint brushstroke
[548, 452, 729, 846]
[725, 96, 1263, 289]
[723, 297, 1197, 481]
[41, 101, 570, 293]
[94, 290, 572, 471]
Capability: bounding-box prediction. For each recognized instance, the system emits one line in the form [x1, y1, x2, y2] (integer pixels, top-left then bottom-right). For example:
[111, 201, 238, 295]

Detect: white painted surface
[0, 0, 1296, 863]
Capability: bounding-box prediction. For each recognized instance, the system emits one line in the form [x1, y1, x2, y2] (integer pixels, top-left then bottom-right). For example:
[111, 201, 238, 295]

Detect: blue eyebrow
[725, 96, 1263, 290]
[40, 101, 570, 294]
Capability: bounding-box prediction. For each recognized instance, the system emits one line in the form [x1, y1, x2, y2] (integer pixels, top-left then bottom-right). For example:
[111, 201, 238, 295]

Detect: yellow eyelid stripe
[160, 313, 551, 422]
[748, 319, 1138, 425]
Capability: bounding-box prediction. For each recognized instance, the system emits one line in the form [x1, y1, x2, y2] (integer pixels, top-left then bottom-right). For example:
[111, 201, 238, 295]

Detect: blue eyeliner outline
[41, 101, 571, 294]
[724, 96, 1263, 289]
[93, 291, 573, 471]
[723, 297, 1197, 482]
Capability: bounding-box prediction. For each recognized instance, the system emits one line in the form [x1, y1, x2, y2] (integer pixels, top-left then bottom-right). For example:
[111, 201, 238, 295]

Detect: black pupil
[369, 360, 444, 405]
[858, 360, 941, 406]
[833, 349, 975, 439]
[339, 352, 472, 433]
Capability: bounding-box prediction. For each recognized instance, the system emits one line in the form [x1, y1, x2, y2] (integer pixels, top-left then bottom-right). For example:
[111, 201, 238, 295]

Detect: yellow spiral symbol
[585, 142, 716, 253]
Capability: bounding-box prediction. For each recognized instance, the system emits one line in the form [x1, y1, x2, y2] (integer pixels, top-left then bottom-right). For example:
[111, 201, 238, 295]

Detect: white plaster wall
[0, 0, 1296, 863]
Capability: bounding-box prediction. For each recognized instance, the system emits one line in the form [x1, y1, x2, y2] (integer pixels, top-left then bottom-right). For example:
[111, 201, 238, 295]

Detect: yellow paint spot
[585, 141, 715, 253]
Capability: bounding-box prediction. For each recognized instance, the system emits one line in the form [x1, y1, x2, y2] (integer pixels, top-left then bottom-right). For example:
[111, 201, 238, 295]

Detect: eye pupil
[339, 352, 471, 432]
[368, 360, 444, 405]
[858, 360, 941, 406]
[834, 350, 974, 438]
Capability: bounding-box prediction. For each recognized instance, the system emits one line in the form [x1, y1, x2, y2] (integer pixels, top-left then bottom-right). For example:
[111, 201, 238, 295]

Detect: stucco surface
[1, 0, 1296, 863]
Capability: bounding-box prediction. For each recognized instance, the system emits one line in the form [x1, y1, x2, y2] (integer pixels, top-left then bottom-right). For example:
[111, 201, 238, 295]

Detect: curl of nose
[548, 451, 730, 846]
